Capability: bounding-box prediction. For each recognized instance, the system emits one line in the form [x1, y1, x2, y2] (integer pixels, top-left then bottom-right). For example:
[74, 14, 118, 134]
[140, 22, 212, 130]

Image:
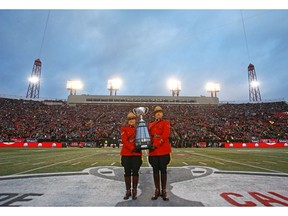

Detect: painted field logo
[0, 193, 43, 206]
[220, 191, 288, 206]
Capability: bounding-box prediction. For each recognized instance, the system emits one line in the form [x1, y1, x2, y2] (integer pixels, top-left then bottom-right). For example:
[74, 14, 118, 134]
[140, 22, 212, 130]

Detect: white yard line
[32, 161, 46, 165]
[191, 152, 285, 174]
[11, 153, 99, 175]
[182, 162, 189, 165]
[279, 160, 288, 164]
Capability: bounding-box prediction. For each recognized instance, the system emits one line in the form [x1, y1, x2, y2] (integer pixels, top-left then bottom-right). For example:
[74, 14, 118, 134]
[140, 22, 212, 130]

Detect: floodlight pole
[26, 58, 42, 99]
[248, 63, 261, 102]
[171, 89, 180, 97]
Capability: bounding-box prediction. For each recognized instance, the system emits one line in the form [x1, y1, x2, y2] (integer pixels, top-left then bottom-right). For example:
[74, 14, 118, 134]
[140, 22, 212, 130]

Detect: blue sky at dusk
[0, 1, 287, 101]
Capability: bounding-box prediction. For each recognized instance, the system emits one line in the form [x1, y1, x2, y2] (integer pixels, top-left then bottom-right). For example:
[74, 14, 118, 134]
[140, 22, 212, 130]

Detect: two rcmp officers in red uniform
[120, 106, 171, 201]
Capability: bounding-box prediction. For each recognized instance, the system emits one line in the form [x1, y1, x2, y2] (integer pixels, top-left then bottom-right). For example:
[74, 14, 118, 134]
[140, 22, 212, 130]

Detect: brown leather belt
[152, 134, 161, 138]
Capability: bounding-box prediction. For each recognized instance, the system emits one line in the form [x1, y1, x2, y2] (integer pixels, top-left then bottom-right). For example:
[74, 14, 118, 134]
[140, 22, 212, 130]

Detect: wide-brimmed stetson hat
[127, 112, 136, 120]
[153, 106, 163, 114]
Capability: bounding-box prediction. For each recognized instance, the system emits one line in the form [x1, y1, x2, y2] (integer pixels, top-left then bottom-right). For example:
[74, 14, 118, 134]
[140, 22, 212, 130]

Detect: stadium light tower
[248, 63, 261, 102]
[168, 79, 181, 96]
[206, 82, 220, 97]
[107, 78, 122, 96]
[66, 80, 83, 95]
[26, 58, 42, 98]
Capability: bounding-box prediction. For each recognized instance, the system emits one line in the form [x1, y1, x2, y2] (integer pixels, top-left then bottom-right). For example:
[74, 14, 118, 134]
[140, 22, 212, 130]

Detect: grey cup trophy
[132, 107, 152, 150]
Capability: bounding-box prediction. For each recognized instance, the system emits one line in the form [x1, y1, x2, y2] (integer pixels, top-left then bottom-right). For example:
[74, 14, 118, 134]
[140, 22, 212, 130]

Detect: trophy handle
[144, 107, 149, 115]
[132, 108, 137, 115]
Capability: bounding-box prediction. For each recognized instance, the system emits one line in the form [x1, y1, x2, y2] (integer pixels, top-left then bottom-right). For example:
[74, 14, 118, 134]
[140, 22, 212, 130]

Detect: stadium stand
[0, 97, 287, 147]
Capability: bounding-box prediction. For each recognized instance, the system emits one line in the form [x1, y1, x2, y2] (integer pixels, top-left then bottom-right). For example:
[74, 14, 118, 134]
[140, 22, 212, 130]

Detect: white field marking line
[279, 160, 288, 164]
[11, 153, 100, 175]
[91, 162, 98, 166]
[0, 162, 12, 165]
[184, 150, 195, 153]
[0, 150, 60, 161]
[199, 162, 207, 165]
[72, 162, 81, 166]
[191, 152, 285, 174]
[32, 161, 46, 165]
[0, 150, 84, 165]
[14, 162, 30, 165]
[182, 162, 189, 165]
[219, 148, 288, 159]
[111, 162, 116, 166]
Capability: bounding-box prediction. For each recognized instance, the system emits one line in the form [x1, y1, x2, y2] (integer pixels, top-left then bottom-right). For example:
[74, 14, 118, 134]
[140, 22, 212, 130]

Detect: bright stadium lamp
[66, 80, 83, 95]
[107, 78, 122, 96]
[29, 76, 40, 83]
[205, 82, 220, 97]
[168, 79, 181, 96]
[250, 80, 259, 88]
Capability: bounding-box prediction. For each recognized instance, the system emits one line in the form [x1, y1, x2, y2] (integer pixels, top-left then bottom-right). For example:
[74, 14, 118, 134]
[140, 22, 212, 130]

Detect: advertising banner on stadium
[0, 142, 62, 148]
[260, 139, 278, 143]
[223, 142, 288, 148]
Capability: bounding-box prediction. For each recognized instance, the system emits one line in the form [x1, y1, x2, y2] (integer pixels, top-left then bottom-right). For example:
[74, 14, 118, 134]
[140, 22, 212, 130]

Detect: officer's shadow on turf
[89, 166, 213, 206]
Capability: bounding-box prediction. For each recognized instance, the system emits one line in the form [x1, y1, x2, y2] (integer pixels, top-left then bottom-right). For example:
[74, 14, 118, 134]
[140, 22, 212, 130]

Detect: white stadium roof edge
[67, 94, 219, 105]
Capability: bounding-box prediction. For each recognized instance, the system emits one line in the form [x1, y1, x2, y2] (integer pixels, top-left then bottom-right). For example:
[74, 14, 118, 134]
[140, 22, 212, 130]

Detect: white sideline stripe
[72, 162, 81, 166]
[91, 162, 98, 166]
[182, 162, 189, 165]
[191, 152, 285, 174]
[199, 162, 207, 165]
[111, 162, 116, 166]
[215, 161, 225, 165]
[11, 153, 100, 175]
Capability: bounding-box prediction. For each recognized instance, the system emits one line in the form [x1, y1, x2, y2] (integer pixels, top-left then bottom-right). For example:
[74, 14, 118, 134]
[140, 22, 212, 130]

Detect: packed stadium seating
[0, 97, 287, 147]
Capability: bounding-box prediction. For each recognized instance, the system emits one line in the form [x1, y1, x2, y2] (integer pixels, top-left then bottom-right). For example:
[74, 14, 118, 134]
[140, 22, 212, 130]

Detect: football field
[1, 147, 288, 208]
[0, 147, 287, 176]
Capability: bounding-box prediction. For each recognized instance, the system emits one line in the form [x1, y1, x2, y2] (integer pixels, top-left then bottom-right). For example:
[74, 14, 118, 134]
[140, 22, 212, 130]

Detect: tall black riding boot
[123, 175, 131, 200]
[161, 172, 169, 201]
[151, 171, 161, 200]
[132, 175, 139, 200]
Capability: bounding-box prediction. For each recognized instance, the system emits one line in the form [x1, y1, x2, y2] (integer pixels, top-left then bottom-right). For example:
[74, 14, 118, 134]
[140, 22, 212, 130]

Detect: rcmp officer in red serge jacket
[120, 112, 142, 200]
[148, 106, 172, 201]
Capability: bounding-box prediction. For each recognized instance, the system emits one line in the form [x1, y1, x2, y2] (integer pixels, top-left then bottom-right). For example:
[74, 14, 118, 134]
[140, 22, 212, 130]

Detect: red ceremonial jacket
[120, 125, 142, 156]
[148, 119, 171, 156]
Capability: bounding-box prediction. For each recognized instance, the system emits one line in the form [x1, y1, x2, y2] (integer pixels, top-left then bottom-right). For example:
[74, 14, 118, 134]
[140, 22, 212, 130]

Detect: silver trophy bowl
[132, 107, 151, 150]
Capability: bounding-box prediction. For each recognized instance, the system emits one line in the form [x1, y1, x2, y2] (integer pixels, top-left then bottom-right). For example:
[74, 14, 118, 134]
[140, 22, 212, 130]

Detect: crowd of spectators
[0, 97, 287, 147]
